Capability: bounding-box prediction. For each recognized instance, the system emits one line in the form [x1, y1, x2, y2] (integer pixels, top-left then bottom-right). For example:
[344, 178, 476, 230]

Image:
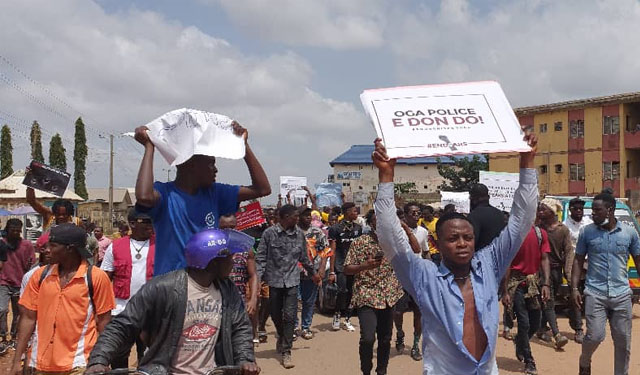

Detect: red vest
[112, 236, 155, 299]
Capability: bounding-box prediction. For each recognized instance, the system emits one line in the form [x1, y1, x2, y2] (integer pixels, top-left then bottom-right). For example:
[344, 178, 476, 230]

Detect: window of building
[423, 185, 428, 189]
[569, 120, 585, 138]
[539, 123, 548, 133]
[603, 161, 620, 180]
[603, 116, 620, 135]
[539, 165, 548, 174]
[358, 186, 363, 190]
[423, 166, 429, 170]
[554, 121, 563, 131]
[342, 182, 351, 187]
[554, 164, 563, 173]
[372, 186, 377, 190]
[569, 163, 585, 181]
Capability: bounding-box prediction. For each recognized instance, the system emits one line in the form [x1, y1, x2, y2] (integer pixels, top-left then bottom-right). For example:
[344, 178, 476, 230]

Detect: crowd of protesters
[0, 128, 637, 375]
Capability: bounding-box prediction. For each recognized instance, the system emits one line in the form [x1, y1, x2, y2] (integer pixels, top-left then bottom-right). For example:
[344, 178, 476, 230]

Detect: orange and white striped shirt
[19, 261, 115, 372]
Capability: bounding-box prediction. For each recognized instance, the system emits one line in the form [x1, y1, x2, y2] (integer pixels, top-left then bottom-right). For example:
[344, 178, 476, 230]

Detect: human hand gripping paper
[144, 108, 246, 166]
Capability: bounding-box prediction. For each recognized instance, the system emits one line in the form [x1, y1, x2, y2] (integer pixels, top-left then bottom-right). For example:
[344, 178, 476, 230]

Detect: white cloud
[208, 0, 387, 49]
[388, 0, 640, 106]
[0, 0, 368, 199]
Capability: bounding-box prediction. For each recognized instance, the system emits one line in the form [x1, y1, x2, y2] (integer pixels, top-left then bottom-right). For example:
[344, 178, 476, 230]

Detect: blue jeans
[296, 279, 319, 330]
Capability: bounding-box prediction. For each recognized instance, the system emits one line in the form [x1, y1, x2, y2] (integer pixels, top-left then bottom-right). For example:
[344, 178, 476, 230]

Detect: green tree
[437, 154, 489, 192]
[73, 117, 88, 199]
[0, 125, 13, 179]
[394, 182, 418, 195]
[30, 120, 45, 163]
[49, 133, 67, 171]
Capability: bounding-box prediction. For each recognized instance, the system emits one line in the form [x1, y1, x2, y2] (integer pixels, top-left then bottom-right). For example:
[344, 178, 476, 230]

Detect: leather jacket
[88, 269, 255, 369]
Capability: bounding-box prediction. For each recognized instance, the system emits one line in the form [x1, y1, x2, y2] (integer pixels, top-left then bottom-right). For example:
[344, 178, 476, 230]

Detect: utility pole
[108, 134, 114, 233]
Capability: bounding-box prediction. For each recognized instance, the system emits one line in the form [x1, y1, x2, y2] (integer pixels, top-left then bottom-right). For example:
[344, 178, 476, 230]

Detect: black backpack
[38, 264, 96, 311]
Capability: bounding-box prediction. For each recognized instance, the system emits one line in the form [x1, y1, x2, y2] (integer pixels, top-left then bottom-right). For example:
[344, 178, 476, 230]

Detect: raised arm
[26, 187, 53, 223]
[302, 186, 318, 211]
[134, 126, 161, 208]
[234, 123, 271, 202]
[483, 134, 539, 280]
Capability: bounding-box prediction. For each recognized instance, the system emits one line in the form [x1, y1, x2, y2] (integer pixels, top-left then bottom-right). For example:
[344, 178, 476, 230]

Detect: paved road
[2, 305, 640, 374]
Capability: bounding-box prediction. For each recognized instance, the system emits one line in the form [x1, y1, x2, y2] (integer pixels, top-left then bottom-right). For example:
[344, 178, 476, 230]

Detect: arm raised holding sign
[133, 116, 271, 275]
[371, 134, 538, 373]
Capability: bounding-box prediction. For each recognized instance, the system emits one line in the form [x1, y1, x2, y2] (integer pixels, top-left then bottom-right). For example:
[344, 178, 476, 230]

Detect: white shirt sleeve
[101, 244, 115, 272]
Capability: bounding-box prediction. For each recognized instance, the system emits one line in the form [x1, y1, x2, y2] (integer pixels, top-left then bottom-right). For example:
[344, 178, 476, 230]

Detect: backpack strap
[534, 226, 543, 248]
[86, 265, 96, 312]
[38, 264, 52, 286]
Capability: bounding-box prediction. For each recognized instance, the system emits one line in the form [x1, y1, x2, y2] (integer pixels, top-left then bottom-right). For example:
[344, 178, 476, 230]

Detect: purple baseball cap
[184, 228, 255, 269]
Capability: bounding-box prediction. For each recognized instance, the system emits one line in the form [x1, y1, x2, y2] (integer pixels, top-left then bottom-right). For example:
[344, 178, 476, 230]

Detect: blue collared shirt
[576, 221, 640, 297]
[374, 169, 537, 375]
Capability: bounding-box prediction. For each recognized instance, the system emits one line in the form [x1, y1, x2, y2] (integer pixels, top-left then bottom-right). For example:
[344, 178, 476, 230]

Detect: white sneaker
[331, 314, 341, 331]
[343, 319, 356, 332]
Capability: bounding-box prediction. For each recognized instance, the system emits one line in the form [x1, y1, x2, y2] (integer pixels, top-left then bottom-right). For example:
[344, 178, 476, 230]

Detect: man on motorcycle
[85, 228, 260, 375]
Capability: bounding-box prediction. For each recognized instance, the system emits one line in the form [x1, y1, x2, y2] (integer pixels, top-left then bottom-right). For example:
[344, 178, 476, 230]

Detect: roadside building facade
[330, 145, 466, 212]
[489, 92, 640, 206]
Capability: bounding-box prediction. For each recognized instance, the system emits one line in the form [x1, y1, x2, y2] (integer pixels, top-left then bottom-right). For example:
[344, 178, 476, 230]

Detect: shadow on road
[497, 356, 524, 372]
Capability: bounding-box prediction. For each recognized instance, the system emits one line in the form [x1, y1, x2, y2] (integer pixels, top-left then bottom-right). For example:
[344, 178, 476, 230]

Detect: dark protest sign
[22, 161, 71, 197]
[360, 81, 530, 158]
[236, 202, 266, 231]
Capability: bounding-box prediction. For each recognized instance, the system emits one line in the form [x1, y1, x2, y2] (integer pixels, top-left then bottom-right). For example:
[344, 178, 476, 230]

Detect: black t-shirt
[0, 240, 8, 262]
[328, 221, 362, 273]
[468, 204, 506, 250]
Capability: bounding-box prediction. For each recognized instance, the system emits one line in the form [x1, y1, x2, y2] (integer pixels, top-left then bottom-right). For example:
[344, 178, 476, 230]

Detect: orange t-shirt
[20, 261, 115, 372]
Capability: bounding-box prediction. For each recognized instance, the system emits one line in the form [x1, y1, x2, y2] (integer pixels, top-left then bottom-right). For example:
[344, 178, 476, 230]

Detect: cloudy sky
[1, 0, 639, 203]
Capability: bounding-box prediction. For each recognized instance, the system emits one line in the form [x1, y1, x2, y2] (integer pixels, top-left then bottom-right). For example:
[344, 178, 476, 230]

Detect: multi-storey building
[489, 92, 640, 204]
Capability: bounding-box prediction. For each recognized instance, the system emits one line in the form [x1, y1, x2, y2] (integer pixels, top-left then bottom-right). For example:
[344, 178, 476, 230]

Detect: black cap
[49, 223, 92, 258]
[569, 197, 586, 207]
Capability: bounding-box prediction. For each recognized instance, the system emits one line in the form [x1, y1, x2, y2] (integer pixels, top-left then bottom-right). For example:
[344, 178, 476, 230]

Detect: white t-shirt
[563, 215, 593, 247]
[170, 275, 222, 375]
[101, 239, 151, 316]
[411, 225, 430, 256]
[20, 265, 41, 297]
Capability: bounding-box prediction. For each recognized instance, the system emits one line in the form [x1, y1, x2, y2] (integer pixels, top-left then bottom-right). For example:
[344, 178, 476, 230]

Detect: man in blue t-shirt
[134, 122, 271, 275]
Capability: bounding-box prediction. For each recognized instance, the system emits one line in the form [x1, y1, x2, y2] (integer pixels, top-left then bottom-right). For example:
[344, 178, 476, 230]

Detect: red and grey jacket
[112, 236, 155, 299]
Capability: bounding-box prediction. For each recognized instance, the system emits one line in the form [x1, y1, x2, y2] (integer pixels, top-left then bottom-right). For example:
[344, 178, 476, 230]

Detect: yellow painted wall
[584, 107, 603, 194]
[488, 152, 519, 173]
[533, 111, 569, 195]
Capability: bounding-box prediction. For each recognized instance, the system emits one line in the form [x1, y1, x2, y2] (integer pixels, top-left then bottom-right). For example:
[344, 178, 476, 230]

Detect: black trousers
[111, 336, 146, 369]
[513, 285, 541, 363]
[336, 272, 354, 318]
[357, 306, 394, 375]
[269, 286, 298, 355]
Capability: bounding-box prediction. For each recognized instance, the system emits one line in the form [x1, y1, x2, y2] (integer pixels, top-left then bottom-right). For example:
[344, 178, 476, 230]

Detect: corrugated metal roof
[87, 188, 133, 204]
[515, 91, 640, 116]
[330, 145, 473, 166]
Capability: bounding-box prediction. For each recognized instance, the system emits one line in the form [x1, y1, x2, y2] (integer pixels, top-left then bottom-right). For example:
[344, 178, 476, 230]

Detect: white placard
[360, 81, 530, 159]
[279, 176, 308, 199]
[479, 171, 520, 212]
[441, 191, 470, 214]
[145, 108, 246, 166]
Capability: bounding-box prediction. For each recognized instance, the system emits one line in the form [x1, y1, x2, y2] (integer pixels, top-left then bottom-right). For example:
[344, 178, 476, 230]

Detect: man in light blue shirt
[372, 136, 538, 375]
[570, 192, 640, 375]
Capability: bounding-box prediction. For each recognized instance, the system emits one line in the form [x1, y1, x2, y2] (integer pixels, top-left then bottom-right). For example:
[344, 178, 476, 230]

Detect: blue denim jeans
[296, 279, 319, 330]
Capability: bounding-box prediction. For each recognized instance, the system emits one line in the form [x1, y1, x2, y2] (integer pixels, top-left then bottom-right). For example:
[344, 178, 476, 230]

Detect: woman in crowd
[344, 210, 404, 375]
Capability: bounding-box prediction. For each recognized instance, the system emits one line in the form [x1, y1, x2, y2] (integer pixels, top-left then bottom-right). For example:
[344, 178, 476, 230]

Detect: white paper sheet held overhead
[145, 108, 246, 166]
